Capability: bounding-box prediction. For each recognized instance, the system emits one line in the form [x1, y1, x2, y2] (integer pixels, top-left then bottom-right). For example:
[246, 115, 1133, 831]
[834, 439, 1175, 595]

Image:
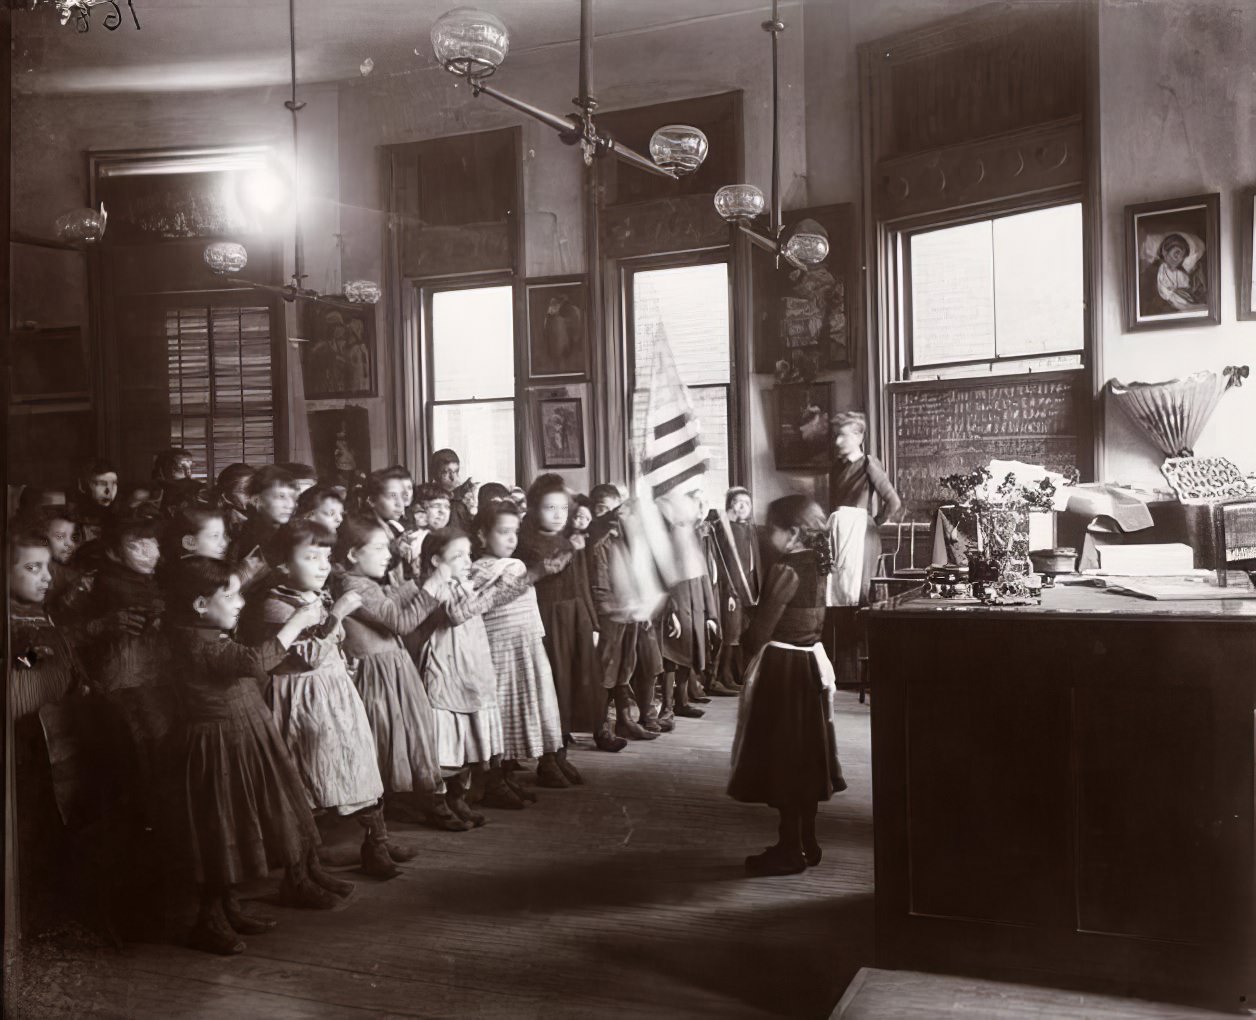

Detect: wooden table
[867, 584, 1256, 1009]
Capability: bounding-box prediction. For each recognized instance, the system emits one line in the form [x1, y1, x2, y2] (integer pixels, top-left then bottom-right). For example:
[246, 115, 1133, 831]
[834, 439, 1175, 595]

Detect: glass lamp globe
[649, 124, 709, 175]
[343, 279, 382, 305]
[714, 184, 765, 222]
[431, 8, 510, 78]
[203, 241, 249, 275]
[54, 204, 108, 244]
[783, 219, 829, 267]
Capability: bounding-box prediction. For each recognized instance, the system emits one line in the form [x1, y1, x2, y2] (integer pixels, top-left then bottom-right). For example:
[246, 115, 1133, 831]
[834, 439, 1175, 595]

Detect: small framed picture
[300, 300, 376, 399]
[1238, 188, 1256, 321]
[308, 405, 372, 488]
[526, 277, 589, 380]
[774, 383, 834, 471]
[1125, 193, 1220, 332]
[537, 396, 585, 468]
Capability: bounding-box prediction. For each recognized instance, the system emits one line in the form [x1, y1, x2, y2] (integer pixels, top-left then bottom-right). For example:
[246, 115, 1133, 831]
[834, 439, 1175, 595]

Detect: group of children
[9, 444, 846, 956]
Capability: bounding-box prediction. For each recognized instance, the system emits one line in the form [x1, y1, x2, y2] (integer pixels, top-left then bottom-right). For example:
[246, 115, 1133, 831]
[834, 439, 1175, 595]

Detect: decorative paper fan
[1104, 366, 1248, 459]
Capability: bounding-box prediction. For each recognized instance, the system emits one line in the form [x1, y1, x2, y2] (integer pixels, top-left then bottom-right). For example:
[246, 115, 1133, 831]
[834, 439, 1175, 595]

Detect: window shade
[167, 305, 274, 478]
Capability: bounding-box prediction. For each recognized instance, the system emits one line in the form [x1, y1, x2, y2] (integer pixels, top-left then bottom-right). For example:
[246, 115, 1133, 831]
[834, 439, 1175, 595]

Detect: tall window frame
[417, 272, 522, 485]
[621, 248, 740, 502]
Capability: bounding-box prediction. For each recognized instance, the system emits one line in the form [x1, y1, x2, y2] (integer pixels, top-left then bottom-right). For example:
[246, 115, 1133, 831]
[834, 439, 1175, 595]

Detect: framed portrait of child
[1124, 193, 1220, 332]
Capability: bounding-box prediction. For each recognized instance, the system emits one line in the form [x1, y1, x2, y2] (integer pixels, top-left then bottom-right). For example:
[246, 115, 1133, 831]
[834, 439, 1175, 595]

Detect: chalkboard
[890, 371, 1085, 508]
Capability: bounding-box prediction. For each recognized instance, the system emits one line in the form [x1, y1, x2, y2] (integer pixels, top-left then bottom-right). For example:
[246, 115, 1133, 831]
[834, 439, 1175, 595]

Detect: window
[627, 260, 732, 506]
[167, 304, 274, 478]
[903, 201, 1084, 378]
[427, 284, 517, 485]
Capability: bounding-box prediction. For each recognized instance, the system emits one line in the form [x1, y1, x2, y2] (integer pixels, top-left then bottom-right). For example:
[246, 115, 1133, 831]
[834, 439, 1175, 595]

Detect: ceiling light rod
[431, 0, 710, 180]
[202, 0, 380, 308]
[713, 0, 829, 271]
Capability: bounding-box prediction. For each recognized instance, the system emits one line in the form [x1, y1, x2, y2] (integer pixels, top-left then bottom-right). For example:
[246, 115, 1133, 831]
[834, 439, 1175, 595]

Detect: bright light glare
[240, 166, 288, 215]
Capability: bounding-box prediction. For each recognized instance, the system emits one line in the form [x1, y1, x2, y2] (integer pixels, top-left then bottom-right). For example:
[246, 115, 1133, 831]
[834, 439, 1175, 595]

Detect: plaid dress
[473, 557, 564, 761]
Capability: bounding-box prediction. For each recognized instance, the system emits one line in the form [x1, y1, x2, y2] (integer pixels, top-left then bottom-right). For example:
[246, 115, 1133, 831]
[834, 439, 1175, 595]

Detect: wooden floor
[833, 968, 1242, 1019]
[9, 694, 876, 1019]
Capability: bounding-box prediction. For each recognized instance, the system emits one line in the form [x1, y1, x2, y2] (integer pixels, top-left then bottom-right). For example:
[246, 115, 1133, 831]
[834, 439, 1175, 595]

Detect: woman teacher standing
[826, 412, 902, 687]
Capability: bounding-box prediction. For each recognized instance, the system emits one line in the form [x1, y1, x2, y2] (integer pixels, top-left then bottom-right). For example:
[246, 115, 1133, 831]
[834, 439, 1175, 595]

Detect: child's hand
[706, 619, 719, 636]
[667, 613, 681, 639]
[568, 533, 587, 552]
[591, 631, 600, 648]
[331, 591, 363, 620]
[727, 596, 737, 613]
[541, 551, 572, 576]
[291, 600, 324, 631]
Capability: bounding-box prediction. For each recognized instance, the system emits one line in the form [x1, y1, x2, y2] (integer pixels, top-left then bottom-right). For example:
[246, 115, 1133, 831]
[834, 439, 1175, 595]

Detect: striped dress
[472, 557, 564, 762]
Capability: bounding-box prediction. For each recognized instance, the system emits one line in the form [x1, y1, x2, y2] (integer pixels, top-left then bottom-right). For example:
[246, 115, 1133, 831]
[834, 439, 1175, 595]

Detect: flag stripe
[643, 446, 708, 487]
[653, 413, 689, 440]
[643, 435, 700, 474]
[653, 460, 708, 498]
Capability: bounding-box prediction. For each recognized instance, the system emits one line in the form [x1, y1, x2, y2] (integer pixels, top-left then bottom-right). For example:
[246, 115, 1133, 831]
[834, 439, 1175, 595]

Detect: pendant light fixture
[713, 1, 828, 270]
[430, 1, 708, 179]
[202, 0, 380, 310]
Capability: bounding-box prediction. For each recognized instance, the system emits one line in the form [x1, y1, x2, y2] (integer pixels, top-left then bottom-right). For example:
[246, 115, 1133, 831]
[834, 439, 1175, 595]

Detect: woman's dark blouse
[171, 625, 288, 721]
[828, 454, 902, 525]
[742, 550, 826, 658]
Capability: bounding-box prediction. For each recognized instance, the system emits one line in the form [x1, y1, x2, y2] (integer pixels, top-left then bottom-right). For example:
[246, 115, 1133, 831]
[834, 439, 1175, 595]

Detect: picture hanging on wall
[1238, 188, 1256, 321]
[300, 301, 376, 399]
[308, 405, 371, 489]
[754, 203, 855, 380]
[526, 277, 589, 380]
[774, 383, 834, 471]
[1124, 192, 1221, 332]
[537, 396, 585, 469]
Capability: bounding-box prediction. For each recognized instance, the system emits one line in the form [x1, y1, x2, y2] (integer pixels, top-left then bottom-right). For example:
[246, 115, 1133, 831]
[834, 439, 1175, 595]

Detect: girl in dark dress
[166, 557, 352, 956]
[728, 496, 846, 877]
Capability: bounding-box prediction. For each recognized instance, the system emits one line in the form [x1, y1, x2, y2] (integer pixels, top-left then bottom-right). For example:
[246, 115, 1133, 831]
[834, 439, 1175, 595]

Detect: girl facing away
[728, 495, 847, 877]
[165, 556, 355, 956]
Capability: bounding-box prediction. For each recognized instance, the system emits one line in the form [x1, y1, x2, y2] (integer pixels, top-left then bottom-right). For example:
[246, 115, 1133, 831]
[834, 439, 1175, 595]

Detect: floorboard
[9, 693, 876, 1019]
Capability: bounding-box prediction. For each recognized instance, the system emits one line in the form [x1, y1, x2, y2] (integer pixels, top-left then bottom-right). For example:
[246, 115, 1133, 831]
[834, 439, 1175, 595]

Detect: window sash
[900, 199, 1086, 377]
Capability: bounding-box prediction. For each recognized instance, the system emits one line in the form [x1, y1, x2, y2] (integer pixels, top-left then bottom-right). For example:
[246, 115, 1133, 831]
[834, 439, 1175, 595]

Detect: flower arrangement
[940, 464, 1078, 603]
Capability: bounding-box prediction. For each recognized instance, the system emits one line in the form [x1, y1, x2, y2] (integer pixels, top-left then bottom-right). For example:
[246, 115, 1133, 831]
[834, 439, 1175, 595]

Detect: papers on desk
[1088, 543, 1195, 576]
[1091, 572, 1256, 600]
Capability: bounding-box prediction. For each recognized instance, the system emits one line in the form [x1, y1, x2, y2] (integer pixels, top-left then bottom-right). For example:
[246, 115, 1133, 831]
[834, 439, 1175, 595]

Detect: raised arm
[446, 564, 532, 624]
[350, 578, 442, 636]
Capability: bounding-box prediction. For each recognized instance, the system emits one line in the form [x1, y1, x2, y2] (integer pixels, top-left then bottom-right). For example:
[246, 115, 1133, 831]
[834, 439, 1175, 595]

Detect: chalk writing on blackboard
[892, 375, 1080, 506]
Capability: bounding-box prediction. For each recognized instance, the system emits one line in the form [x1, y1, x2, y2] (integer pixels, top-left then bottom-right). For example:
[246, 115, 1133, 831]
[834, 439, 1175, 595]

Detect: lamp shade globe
[649, 124, 709, 175]
[431, 8, 510, 77]
[714, 184, 766, 222]
[54, 204, 108, 244]
[783, 218, 829, 267]
[203, 241, 249, 275]
[343, 279, 382, 305]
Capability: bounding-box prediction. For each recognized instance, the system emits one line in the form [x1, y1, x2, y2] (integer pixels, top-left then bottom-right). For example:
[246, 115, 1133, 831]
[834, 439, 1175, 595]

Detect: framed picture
[300, 301, 376, 399]
[754, 203, 855, 379]
[537, 396, 585, 468]
[1125, 193, 1221, 331]
[10, 327, 90, 404]
[1239, 188, 1256, 321]
[308, 405, 371, 487]
[774, 383, 834, 471]
[526, 277, 589, 380]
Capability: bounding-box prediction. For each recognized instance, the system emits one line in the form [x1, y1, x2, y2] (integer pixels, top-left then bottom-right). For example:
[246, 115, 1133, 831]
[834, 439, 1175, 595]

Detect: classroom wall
[1096, 0, 1256, 485]
[9, 81, 392, 484]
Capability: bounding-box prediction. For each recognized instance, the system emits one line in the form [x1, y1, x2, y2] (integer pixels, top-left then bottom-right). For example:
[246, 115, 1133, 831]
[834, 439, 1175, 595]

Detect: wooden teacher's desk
[867, 585, 1255, 1009]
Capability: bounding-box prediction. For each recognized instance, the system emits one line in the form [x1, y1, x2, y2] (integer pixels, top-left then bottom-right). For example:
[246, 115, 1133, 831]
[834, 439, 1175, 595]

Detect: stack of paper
[1092, 543, 1195, 576]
